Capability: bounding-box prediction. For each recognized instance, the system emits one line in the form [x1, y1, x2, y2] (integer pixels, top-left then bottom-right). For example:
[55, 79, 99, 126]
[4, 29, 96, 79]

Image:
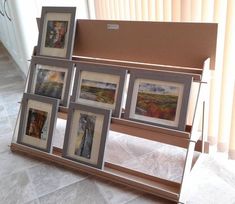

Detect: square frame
[17, 93, 59, 152]
[71, 62, 127, 117]
[27, 56, 74, 107]
[124, 69, 193, 131]
[62, 103, 111, 169]
[37, 7, 76, 59]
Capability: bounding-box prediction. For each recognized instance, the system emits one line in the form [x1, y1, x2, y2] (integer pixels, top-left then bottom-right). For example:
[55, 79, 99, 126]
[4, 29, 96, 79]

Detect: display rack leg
[178, 141, 196, 203]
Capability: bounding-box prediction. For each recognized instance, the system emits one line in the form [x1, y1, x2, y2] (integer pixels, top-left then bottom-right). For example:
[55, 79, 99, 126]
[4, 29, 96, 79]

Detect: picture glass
[74, 113, 96, 159]
[33, 65, 68, 101]
[45, 20, 68, 48]
[40, 13, 71, 58]
[130, 79, 184, 127]
[26, 108, 48, 140]
[22, 99, 52, 149]
[77, 71, 120, 110]
[67, 110, 104, 165]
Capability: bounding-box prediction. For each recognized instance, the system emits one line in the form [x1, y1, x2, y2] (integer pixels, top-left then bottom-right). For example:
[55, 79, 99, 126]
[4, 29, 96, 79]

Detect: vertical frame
[37, 7, 76, 59]
[17, 93, 59, 152]
[63, 103, 111, 169]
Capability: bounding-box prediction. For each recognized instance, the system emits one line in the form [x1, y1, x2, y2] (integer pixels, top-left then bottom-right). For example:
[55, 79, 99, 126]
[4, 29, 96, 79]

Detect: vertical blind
[90, 0, 235, 159]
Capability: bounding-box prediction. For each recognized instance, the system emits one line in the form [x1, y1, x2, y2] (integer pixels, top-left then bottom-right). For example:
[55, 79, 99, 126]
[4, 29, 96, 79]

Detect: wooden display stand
[11, 20, 217, 203]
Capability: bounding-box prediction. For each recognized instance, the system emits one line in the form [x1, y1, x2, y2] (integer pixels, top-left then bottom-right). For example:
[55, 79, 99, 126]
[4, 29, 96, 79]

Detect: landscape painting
[79, 79, 117, 105]
[35, 68, 65, 100]
[135, 82, 180, 121]
[25, 108, 48, 140]
[74, 113, 96, 159]
[45, 20, 68, 48]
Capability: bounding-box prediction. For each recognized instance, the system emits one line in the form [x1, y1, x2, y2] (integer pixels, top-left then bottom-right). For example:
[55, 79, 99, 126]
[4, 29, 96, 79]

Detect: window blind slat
[229, 82, 235, 159]
[208, 0, 227, 146]
[129, 0, 136, 20]
[172, 0, 181, 22]
[181, 0, 191, 21]
[218, 0, 235, 151]
[201, 0, 214, 22]
[155, 0, 164, 21]
[191, 0, 202, 22]
[141, 0, 149, 21]
[149, 0, 156, 21]
[163, 0, 172, 21]
[135, 0, 142, 21]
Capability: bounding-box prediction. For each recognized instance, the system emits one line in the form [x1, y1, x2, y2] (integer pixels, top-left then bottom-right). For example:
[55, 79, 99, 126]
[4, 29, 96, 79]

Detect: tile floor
[1, 42, 235, 204]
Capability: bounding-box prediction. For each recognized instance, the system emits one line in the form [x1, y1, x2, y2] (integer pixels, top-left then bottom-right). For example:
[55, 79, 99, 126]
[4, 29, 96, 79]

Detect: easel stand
[11, 20, 217, 203]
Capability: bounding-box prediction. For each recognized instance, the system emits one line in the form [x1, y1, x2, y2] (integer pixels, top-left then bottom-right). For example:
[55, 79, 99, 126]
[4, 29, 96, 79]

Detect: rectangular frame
[17, 93, 59, 152]
[37, 7, 76, 59]
[72, 62, 127, 117]
[27, 56, 74, 107]
[62, 103, 111, 169]
[124, 69, 193, 131]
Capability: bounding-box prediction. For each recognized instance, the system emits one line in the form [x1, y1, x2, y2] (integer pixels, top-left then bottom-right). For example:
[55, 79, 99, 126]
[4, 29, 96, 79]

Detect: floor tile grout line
[121, 194, 144, 204]
[0, 154, 42, 180]
[29, 174, 92, 201]
[112, 135, 176, 167]
[93, 175, 143, 204]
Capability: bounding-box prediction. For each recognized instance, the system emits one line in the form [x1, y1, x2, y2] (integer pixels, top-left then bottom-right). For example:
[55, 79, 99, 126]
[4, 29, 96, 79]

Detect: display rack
[11, 20, 217, 203]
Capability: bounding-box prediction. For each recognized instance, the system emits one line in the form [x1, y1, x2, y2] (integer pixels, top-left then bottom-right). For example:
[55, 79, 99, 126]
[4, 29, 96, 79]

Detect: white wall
[35, 0, 89, 19]
[0, 0, 89, 76]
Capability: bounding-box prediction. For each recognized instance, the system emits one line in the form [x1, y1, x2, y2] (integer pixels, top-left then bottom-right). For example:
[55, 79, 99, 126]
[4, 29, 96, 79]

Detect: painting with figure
[80, 79, 117, 104]
[74, 113, 96, 159]
[25, 108, 48, 140]
[35, 68, 65, 99]
[135, 82, 180, 121]
[45, 21, 68, 48]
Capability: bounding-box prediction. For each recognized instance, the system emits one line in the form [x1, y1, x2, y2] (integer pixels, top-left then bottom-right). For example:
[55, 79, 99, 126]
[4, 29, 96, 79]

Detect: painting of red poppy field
[135, 82, 180, 121]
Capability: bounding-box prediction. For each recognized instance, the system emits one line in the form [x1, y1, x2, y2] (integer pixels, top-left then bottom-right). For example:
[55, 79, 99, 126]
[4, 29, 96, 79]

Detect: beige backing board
[73, 20, 217, 69]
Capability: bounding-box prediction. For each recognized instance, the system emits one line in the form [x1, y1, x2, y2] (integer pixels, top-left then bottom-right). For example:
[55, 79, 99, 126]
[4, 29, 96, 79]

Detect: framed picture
[62, 103, 111, 169]
[37, 7, 76, 59]
[17, 93, 59, 152]
[124, 69, 193, 131]
[27, 56, 74, 107]
[71, 62, 127, 117]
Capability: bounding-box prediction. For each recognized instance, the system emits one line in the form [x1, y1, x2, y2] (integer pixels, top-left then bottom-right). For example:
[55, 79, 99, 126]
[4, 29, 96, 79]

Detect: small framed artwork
[27, 56, 74, 107]
[124, 69, 193, 131]
[17, 93, 59, 152]
[62, 103, 111, 169]
[71, 62, 127, 117]
[37, 7, 76, 59]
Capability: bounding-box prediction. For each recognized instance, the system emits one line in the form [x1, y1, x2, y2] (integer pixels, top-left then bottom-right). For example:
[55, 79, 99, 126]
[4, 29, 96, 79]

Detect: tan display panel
[74, 20, 217, 69]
